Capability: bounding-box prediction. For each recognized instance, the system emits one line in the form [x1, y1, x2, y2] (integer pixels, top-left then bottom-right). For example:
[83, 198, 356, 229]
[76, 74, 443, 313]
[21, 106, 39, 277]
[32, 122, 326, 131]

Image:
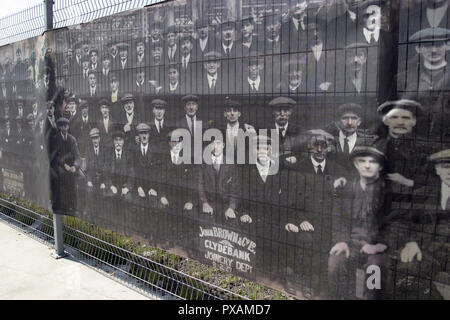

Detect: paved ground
[0, 220, 158, 300]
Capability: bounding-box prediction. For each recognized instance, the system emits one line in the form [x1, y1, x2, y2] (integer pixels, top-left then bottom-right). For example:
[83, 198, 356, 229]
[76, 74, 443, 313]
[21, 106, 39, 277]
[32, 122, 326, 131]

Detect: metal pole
[44, 0, 67, 259]
[44, 0, 54, 30]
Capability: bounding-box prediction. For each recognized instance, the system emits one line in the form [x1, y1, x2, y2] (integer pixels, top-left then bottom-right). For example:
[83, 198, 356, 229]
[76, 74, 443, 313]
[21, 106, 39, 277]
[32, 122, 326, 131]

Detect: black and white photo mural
[0, 0, 449, 299]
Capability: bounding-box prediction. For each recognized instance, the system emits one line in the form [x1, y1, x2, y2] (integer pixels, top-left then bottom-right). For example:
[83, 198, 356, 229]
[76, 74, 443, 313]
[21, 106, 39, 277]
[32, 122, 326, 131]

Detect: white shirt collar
[222, 41, 234, 52]
[275, 122, 289, 136]
[339, 130, 357, 153]
[211, 153, 223, 165]
[311, 42, 323, 61]
[441, 182, 450, 210]
[363, 27, 380, 43]
[207, 73, 218, 88]
[311, 156, 326, 173]
[256, 159, 274, 182]
[248, 75, 261, 90]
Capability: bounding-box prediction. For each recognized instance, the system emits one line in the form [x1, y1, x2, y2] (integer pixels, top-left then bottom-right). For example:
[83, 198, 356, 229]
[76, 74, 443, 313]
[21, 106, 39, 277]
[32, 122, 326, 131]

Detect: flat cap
[98, 98, 110, 107]
[428, 149, 450, 164]
[112, 131, 124, 138]
[306, 129, 334, 141]
[195, 17, 209, 29]
[25, 113, 34, 121]
[268, 97, 296, 108]
[350, 146, 386, 163]
[151, 99, 168, 108]
[89, 128, 100, 138]
[337, 103, 363, 118]
[116, 42, 130, 50]
[79, 101, 89, 109]
[221, 19, 236, 28]
[136, 123, 151, 132]
[204, 51, 222, 61]
[181, 94, 199, 104]
[56, 117, 70, 126]
[377, 99, 424, 117]
[66, 95, 77, 103]
[250, 134, 272, 146]
[121, 93, 135, 103]
[223, 98, 241, 109]
[410, 27, 450, 43]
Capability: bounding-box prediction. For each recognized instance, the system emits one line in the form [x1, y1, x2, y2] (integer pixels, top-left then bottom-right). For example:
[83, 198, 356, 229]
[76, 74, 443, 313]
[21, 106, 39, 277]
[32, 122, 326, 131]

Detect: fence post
[44, 0, 67, 259]
[44, 0, 54, 30]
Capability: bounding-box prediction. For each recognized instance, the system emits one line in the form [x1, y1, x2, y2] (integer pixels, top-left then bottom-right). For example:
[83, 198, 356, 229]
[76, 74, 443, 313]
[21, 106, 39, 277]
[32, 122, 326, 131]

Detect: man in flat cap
[99, 54, 111, 91]
[197, 136, 241, 224]
[194, 18, 213, 59]
[201, 51, 225, 94]
[105, 131, 135, 202]
[324, 102, 376, 174]
[268, 97, 302, 167]
[116, 42, 130, 71]
[343, 42, 375, 94]
[117, 93, 141, 144]
[89, 48, 100, 73]
[50, 116, 82, 213]
[13, 95, 27, 120]
[221, 97, 256, 164]
[386, 148, 450, 299]
[237, 15, 261, 58]
[149, 98, 171, 154]
[373, 99, 431, 195]
[276, 56, 306, 94]
[328, 146, 391, 299]
[71, 101, 94, 159]
[96, 99, 115, 150]
[242, 52, 265, 94]
[133, 37, 148, 68]
[133, 122, 163, 206]
[397, 27, 450, 93]
[84, 127, 107, 216]
[164, 25, 178, 64]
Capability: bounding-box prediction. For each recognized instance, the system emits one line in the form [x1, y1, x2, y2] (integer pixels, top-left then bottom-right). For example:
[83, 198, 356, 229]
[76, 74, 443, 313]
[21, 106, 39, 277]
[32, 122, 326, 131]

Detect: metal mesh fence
[0, 195, 290, 300]
[0, 0, 165, 47]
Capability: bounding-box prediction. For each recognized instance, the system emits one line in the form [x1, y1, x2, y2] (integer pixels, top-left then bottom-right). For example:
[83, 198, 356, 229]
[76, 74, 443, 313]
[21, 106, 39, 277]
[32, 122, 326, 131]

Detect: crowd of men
[0, 0, 449, 299]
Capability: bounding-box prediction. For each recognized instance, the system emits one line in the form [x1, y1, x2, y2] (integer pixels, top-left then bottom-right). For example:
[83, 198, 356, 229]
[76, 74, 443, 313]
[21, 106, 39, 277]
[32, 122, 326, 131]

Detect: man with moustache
[276, 58, 306, 94]
[328, 146, 391, 299]
[343, 42, 374, 94]
[268, 97, 302, 168]
[117, 93, 141, 145]
[373, 99, 430, 202]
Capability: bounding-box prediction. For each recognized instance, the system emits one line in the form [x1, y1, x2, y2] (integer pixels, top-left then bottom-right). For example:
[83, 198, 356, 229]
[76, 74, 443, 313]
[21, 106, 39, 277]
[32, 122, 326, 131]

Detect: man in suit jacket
[133, 123, 162, 204]
[328, 146, 391, 299]
[389, 148, 450, 299]
[71, 101, 94, 158]
[241, 53, 265, 95]
[194, 18, 214, 60]
[267, 97, 302, 167]
[105, 130, 134, 201]
[96, 99, 116, 150]
[149, 98, 171, 155]
[289, 129, 348, 178]
[201, 51, 226, 95]
[165, 25, 178, 64]
[324, 103, 376, 174]
[50, 117, 82, 213]
[220, 98, 256, 165]
[116, 93, 141, 145]
[198, 137, 240, 224]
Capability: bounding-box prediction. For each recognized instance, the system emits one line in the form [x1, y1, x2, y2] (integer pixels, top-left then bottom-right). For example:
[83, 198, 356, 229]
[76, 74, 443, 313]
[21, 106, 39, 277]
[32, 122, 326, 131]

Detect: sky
[0, 0, 42, 19]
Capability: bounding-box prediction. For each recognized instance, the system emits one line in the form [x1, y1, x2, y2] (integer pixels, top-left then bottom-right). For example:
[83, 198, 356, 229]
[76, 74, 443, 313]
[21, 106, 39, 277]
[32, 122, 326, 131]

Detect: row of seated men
[1, 92, 448, 299]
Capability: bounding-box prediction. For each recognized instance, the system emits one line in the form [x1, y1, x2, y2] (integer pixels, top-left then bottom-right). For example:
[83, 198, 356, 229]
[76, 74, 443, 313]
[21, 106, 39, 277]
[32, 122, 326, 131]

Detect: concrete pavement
[0, 220, 158, 300]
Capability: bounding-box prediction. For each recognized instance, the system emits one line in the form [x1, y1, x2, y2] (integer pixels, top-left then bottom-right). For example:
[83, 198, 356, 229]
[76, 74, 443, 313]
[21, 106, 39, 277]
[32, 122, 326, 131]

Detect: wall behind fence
[0, 0, 449, 300]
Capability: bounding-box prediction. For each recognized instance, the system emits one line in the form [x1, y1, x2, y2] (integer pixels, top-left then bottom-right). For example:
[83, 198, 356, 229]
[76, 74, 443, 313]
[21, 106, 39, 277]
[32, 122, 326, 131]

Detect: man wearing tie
[243, 53, 264, 94]
[149, 98, 170, 155]
[133, 123, 162, 206]
[202, 51, 223, 94]
[197, 137, 240, 224]
[165, 25, 178, 63]
[96, 99, 115, 150]
[324, 103, 376, 174]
